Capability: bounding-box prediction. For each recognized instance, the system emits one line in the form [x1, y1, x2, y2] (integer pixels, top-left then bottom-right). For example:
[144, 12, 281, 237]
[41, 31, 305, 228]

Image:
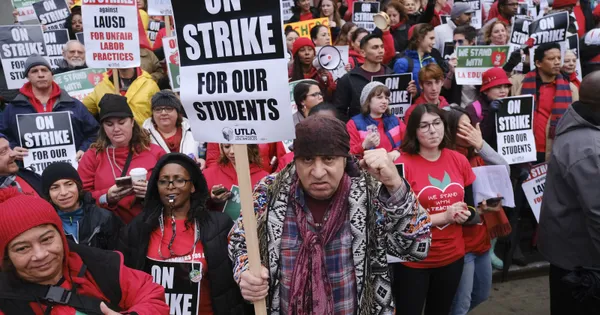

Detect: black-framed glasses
[153, 107, 175, 113]
[418, 119, 444, 132]
[307, 91, 323, 98]
[157, 179, 191, 188]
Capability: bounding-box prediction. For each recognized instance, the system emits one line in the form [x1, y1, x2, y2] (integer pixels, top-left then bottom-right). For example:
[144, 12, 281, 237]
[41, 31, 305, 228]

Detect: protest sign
[147, 0, 172, 15]
[148, 20, 165, 46]
[455, 45, 510, 85]
[315, 45, 349, 80]
[521, 162, 547, 222]
[495, 95, 536, 164]
[0, 25, 46, 89]
[372, 73, 413, 118]
[223, 185, 241, 220]
[455, 0, 482, 29]
[172, 0, 295, 144]
[162, 36, 180, 92]
[75, 32, 84, 44]
[510, 17, 532, 48]
[284, 18, 330, 43]
[443, 42, 455, 59]
[528, 11, 568, 66]
[54, 68, 106, 101]
[82, 0, 141, 68]
[352, 1, 380, 31]
[147, 257, 202, 315]
[43, 29, 69, 70]
[567, 34, 582, 82]
[33, 0, 70, 31]
[17, 112, 77, 175]
[12, 0, 38, 22]
[282, 0, 294, 21]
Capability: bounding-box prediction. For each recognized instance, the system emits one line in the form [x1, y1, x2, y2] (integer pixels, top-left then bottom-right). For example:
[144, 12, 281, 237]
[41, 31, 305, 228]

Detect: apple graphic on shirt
[416, 172, 464, 230]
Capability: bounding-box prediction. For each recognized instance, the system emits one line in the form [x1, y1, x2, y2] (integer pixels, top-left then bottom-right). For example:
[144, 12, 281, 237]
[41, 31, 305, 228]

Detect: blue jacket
[393, 49, 437, 92]
[0, 89, 99, 151]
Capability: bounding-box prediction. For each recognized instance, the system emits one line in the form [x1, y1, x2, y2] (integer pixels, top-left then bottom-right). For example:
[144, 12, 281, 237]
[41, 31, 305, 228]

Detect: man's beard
[67, 58, 85, 68]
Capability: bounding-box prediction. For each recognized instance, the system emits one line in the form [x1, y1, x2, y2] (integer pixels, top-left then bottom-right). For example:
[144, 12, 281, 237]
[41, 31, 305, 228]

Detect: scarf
[521, 70, 572, 139]
[287, 174, 351, 315]
[0, 175, 16, 189]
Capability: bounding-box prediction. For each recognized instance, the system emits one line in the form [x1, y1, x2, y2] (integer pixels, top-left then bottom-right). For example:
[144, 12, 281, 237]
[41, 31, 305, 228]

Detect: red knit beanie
[552, 0, 577, 9]
[292, 37, 316, 56]
[0, 188, 69, 263]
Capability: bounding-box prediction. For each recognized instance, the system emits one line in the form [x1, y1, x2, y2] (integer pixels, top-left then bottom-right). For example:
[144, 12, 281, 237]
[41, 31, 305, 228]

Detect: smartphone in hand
[115, 176, 133, 189]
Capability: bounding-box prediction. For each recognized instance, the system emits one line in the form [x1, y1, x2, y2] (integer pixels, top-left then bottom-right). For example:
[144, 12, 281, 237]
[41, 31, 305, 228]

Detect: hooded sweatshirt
[78, 144, 166, 223]
[538, 102, 600, 270]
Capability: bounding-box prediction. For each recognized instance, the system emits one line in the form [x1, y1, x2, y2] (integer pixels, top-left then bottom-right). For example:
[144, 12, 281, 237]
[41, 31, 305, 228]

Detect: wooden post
[165, 16, 172, 37]
[112, 70, 120, 94]
[233, 144, 267, 315]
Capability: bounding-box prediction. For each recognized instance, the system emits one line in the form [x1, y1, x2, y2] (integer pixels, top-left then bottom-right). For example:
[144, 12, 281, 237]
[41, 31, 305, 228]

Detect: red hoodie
[205, 142, 286, 173]
[19, 82, 62, 113]
[203, 163, 269, 211]
[78, 144, 166, 223]
[403, 95, 450, 123]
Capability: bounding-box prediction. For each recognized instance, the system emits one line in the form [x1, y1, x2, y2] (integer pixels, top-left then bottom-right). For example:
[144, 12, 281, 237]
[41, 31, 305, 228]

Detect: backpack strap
[472, 100, 483, 121]
[404, 56, 414, 74]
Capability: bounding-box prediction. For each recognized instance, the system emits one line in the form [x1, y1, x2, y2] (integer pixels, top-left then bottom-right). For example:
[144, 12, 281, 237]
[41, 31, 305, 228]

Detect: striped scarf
[521, 70, 572, 139]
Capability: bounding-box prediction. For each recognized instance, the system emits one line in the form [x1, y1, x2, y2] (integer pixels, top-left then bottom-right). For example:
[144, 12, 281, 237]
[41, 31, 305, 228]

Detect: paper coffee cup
[129, 168, 148, 182]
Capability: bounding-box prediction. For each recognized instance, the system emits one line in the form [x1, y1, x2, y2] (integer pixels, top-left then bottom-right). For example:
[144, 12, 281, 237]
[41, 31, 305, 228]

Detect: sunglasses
[453, 39, 465, 45]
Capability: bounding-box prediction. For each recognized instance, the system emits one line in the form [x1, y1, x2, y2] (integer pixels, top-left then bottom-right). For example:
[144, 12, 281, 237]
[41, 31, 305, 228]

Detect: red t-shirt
[300, 12, 313, 21]
[160, 128, 183, 153]
[463, 218, 491, 254]
[397, 149, 476, 268]
[147, 219, 213, 315]
[534, 82, 556, 153]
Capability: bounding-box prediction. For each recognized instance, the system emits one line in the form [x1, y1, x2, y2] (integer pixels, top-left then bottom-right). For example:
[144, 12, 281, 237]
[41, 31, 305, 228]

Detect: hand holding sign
[13, 147, 29, 160]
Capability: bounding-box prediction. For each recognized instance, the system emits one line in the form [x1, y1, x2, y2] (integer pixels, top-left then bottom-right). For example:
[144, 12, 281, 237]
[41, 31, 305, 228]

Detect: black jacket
[286, 7, 320, 23]
[53, 59, 88, 75]
[334, 65, 394, 121]
[63, 192, 123, 250]
[16, 168, 43, 196]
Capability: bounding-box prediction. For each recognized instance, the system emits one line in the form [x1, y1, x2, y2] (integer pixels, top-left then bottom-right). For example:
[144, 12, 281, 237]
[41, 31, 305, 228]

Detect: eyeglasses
[157, 178, 191, 188]
[453, 39, 465, 45]
[418, 119, 444, 132]
[307, 91, 323, 98]
[153, 107, 175, 113]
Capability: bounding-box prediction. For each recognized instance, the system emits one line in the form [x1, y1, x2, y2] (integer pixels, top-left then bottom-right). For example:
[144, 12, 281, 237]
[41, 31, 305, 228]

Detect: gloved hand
[503, 49, 522, 72]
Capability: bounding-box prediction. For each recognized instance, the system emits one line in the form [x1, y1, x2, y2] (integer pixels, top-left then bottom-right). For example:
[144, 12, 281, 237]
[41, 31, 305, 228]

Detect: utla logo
[234, 128, 256, 136]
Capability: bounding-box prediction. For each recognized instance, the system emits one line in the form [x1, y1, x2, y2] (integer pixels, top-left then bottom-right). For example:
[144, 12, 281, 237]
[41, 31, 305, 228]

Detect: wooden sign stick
[165, 15, 172, 37]
[233, 144, 267, 315]
[112, 69, 120, 94]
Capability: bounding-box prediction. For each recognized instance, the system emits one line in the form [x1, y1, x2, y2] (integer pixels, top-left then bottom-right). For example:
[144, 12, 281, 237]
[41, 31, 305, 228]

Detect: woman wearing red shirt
[203, 144, 269, 212]
[392, 104, 476, 315]
[286, 0, 320, 23]
[346, 82, 405, 159]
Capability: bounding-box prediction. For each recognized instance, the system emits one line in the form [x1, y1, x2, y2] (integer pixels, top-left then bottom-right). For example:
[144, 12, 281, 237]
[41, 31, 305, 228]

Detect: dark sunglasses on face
[454, 39, 465, 45]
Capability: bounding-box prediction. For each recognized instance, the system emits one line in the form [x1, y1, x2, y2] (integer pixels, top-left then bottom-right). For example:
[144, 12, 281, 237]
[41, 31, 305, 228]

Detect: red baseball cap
[552, 0, 577, 9]
[480, 67, 512, 92]
[292, 37, 315, 56]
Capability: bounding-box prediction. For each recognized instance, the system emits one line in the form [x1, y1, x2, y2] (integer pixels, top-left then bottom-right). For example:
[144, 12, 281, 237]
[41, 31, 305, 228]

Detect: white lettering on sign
[507, 100, 521, 114]
[151, 265, 174, 289]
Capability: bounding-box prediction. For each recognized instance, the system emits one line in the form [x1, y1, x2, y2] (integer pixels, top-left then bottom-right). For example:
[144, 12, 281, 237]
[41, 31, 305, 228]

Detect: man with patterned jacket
[228, 115, 432, 315]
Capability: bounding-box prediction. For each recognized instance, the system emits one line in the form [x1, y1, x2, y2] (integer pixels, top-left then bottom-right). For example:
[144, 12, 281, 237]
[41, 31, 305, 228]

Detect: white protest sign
[43, 29, 69, 70]
[522, 162, 547, 222]
[372, 73, 413, 118]
[147, 0, 172, 15]
[54, 68, 106, 101]
[12, 0, 39, 22]
[82, 0, 141, 68]
[162, 36, 179, 92]
[282, 0, 294, 21]
[33, 0, 70, 31]
[495, 95, 537, 164]
[0, 25, 46, 89]
[352, 1, 380, 32]
[17, 112, 78, 175]
[173, 0, 295, 144]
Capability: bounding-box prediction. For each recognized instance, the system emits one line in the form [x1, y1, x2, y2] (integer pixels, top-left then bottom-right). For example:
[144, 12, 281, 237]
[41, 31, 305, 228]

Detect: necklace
[157, 211, 199, 259]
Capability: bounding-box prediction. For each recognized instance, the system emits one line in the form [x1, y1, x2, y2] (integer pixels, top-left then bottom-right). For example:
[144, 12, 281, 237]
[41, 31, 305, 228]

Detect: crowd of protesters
[0, 0, 598, 314]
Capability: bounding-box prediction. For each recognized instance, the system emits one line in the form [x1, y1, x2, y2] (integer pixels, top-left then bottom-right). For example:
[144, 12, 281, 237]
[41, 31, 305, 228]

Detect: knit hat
[294, 115, 350, 158]
[24, 54, 52, 77]
[292, 37, 316, 56]
[151, 90, 183, 113]
[451, 2, 475, 19]
[98, 94, 134, 122]
[0, 188, 69, 263]
[552, 0, 577, 9]
[360, 81, 385, 106]
[41, 162, 82, 198]
[480, 67, 512, 92]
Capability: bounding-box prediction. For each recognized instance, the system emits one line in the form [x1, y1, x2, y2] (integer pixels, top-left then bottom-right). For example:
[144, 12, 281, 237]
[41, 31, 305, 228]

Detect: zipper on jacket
[84, 226, 101, 246]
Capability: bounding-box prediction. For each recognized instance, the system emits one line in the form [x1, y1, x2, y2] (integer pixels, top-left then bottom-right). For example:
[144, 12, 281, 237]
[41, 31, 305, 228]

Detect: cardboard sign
[54, 68, 106, 101]
[315, 45, 349, 80]
[148, 20, 165, 46]
[12, 0, 39, 22]
[352, 1, 380, 32]
[455, 45, 510, 85]
[495, 95, 537, 164]
[282, 0, 294, 21]
[147, 0, 173, 15]
[284, 18, 330, 43]
[162, 36, 180, 92]
[0, 25, 46, 89]
[43, 29, 69, 70]
[17, 112, 78, 175]
[172, 0, 295, 144]
[455, 0, 482, 29]
[372, 73, 413, 118]
[147, 257, 202, 315]
[567, 34, 582, 82]
[521, 162, 547, 222]
[82, 0, 141, 68]
[223, 185, 241, 220]
[33, 0, 70, 31]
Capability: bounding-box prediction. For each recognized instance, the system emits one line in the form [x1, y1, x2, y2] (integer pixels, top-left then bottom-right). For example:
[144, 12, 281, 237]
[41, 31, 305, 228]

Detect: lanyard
[157, 212, 199, 260]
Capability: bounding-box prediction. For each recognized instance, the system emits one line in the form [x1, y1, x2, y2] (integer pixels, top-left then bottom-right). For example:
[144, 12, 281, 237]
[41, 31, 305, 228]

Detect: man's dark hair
[454, 25, 477, 43]
[293, 80, 320, 112]
[360, 33, 382, 49]
[308, 102, 344, 120]
[498, 0, 509, 6]
[534, 42, 561, 63]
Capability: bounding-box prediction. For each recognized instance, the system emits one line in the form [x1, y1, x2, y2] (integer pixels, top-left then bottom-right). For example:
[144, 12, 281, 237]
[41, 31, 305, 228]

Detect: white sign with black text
[0, 25, 46, 89]
[495, 95, 537, 164]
